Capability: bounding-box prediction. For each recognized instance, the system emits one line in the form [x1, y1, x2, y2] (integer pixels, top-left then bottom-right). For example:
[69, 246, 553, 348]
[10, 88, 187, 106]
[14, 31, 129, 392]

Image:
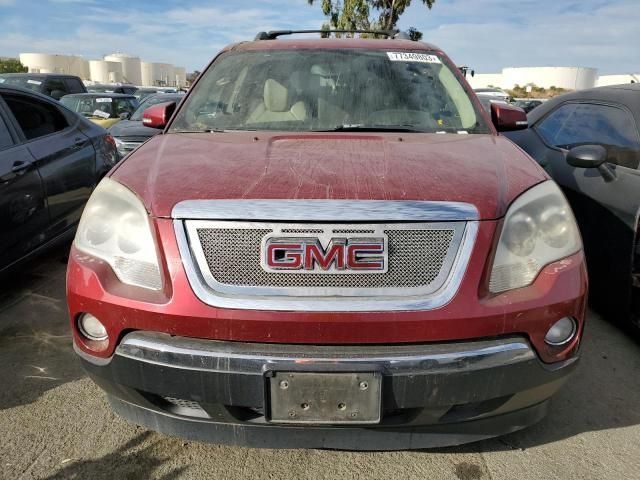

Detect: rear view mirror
[490, 103, 528, 132]
[142, 101, 177, 129]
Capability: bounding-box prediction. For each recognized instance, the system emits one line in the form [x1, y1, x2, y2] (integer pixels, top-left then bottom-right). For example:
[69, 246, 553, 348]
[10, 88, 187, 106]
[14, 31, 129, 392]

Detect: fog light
[544, 317, 576, 346]
[78, 313, 108, 341]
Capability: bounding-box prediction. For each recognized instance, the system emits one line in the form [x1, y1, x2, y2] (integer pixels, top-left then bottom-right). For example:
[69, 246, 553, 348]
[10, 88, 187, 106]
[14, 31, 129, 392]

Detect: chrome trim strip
[172, 200, 479, 222]
[175, 220, 478, 311]
[116, 331, 536, 375]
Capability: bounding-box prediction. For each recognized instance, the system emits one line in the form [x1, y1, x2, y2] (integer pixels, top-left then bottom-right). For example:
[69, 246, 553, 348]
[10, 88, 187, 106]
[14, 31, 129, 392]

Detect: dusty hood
[111, 132, 547, 220]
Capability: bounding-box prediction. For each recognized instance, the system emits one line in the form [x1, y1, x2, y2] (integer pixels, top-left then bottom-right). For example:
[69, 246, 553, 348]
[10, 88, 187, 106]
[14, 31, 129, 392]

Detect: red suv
[67, 31, 587, 450]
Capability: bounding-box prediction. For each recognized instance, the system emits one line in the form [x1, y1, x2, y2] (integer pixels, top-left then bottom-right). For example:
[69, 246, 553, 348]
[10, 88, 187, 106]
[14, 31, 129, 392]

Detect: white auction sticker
[95, 97, 112, 103]
[27, 79, 42, 85]
[387, 52, 441, 64]
[92, 109, 111, 119]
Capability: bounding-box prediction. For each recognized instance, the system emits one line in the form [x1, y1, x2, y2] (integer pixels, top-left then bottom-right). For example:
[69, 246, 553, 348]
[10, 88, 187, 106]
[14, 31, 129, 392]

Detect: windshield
[60, 96, 137, 119]
[131, 94, 182, 121]
[0, 75, 43, 92]
[170, 49, 489, 133]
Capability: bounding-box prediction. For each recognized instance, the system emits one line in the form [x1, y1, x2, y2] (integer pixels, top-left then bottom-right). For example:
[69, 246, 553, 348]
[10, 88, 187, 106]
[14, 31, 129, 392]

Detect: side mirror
[566, 145, 607, 168]
[567, 145, 615, 182]
[51, 90, 66, 100]
[490, 102, 528, 132]
[119, 112, 131, 120]
[142, 101, 177, 129]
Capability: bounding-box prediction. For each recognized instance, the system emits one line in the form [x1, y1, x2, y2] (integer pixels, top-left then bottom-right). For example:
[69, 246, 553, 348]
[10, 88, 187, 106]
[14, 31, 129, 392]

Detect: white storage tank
[597, 74, 640, 87]
[141, 61, 155, 87]
[174, 67, 186, 87]
[104, 53, 142, 85]
[502, 67, 598, 91]
[141, 62, 175, 86]
[155, 63, 175, 86]
[19, 53, 89, 79]
[89, 60, 123, 84]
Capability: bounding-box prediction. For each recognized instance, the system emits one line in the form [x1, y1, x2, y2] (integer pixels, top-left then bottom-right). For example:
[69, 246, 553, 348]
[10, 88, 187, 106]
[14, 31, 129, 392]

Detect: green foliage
[307, 0, 436, 38]
[0, 58, 27, 74]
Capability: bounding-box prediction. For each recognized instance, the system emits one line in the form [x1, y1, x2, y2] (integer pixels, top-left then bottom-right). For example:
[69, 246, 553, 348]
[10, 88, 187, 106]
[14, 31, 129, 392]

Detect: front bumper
[77, 331, 578, 450]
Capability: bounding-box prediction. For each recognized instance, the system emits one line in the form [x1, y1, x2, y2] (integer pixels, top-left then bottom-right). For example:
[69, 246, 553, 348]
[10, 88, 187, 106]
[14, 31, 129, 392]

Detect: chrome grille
[197, 227, 454, 289]
[181, 220, 468, 301]
[174, 201, 478, 311]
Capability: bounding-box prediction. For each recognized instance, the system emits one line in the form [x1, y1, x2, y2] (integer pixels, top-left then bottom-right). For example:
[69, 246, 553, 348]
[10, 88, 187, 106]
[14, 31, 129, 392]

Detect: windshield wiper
[320, 124, 428, 133]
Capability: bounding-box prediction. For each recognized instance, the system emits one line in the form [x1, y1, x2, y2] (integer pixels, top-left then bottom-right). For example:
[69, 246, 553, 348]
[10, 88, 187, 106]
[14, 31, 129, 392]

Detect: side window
[64, 78, 85, 94]
[114, 98, 136, 116]
[3, 94, 69, 141]
[45, 78, 68, 96]
[537, 102, 640, 169]
[0, 114, 14, 150]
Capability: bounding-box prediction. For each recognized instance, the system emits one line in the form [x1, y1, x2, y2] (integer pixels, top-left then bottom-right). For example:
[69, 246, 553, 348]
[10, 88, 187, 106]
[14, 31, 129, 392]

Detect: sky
[0, 0, 638, 74]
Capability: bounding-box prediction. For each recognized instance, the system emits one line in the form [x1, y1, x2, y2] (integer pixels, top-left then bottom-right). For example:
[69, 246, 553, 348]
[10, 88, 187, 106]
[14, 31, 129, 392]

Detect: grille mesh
[195, 227, 455, 289]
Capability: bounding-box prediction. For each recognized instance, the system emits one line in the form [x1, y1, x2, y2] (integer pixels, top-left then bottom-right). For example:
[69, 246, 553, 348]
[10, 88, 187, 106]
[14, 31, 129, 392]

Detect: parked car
[0, 86, 118, 274]
[474, 87, 511, 103]
[133, 88, 166, 102]
[68, 30, 587, 450]
[476, 93, 509, 113]
[60, 93, 138, 129]
[86, 83, 138, 95]
[0, 73, 86, 100]
[513, 99, 543, 113]
[505, 84, 640, 334]
[109, 92, 184, 157]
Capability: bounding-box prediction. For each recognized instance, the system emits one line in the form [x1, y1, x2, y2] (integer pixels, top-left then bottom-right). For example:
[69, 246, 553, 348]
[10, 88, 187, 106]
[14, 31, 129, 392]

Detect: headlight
[74, 177, 162, 290]
[489, 181, 581, 293]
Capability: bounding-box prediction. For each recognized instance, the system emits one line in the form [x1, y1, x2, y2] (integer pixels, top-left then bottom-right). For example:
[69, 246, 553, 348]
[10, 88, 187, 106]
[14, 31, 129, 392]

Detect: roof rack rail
[254, 29, 410, 41]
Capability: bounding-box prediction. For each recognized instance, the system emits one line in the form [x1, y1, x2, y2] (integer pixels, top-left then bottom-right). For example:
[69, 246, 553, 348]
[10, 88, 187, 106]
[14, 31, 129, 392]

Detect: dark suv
[0, 73, 87, 100]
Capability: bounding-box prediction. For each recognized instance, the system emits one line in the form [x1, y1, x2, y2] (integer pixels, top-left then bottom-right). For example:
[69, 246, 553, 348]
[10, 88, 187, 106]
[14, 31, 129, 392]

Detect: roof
[0, 72, 80, 78]
[63, 92, 136, 98]
[225, 38, 441, 53]
[527, 83, 640, 125]
[88, 83, 136, 87]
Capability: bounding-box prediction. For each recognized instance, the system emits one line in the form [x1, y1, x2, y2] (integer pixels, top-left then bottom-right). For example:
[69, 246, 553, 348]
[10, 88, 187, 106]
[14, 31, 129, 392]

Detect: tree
[0, 58, 27, 74]
[308, 0, 436, 38]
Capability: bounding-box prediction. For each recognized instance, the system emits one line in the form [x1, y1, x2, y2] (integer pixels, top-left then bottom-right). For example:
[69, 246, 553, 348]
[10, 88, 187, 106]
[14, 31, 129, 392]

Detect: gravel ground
[1, 248, 639, 480]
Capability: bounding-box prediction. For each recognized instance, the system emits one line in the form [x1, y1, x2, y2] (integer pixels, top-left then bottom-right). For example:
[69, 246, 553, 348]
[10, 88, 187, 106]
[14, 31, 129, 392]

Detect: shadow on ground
[45, 432, 189, 480]
[0, 245, 85, 410]
[436, 310, 640, 453]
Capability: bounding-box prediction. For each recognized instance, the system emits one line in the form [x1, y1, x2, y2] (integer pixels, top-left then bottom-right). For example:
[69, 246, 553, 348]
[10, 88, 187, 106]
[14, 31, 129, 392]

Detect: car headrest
[264, 78, 289, 112]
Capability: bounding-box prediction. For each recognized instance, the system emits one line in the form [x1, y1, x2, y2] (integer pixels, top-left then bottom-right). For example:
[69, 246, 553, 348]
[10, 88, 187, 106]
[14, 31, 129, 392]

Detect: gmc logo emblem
[261, 237, 387, 273]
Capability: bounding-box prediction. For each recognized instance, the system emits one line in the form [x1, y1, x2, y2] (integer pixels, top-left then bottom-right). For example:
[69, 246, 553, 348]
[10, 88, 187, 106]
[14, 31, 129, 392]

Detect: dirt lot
[1, 248, 639, 480]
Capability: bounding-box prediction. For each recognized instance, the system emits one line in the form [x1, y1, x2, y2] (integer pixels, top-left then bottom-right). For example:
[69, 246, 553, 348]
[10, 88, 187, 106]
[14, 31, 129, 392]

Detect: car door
[1, 91, 96, 239]
[0, 96, 48, 271]
[533, 101, 640, 317]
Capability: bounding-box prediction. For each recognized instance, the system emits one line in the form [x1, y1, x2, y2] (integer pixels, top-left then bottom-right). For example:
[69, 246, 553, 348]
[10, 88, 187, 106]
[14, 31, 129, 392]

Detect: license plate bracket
[266, 371, 382, 425]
